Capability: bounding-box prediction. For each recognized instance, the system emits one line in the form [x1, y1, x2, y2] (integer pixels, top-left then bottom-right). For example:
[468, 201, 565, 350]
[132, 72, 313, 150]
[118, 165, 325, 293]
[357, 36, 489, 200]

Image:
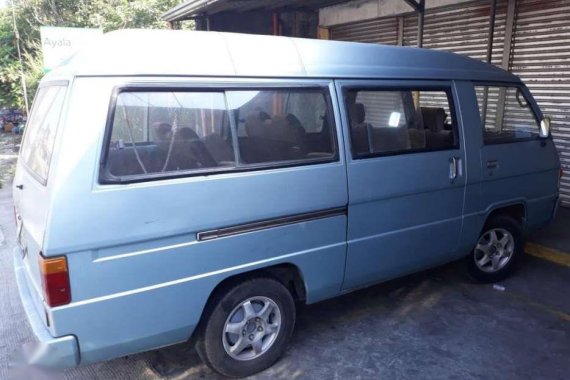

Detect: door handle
[486, 160, 498, 169]
[449, 157, 459, 182]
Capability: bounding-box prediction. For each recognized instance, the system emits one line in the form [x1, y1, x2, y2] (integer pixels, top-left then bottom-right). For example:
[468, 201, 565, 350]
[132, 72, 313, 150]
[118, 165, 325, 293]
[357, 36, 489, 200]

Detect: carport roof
[163, 0, 347, 22]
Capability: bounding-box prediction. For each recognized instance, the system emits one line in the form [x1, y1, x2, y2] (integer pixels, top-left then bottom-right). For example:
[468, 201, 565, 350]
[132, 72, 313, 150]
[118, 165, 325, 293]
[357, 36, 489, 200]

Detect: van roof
[45, 29, 520, 83]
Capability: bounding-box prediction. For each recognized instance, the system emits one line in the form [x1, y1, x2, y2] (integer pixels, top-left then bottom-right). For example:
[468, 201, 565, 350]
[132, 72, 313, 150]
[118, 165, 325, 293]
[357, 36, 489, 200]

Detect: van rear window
[20, 85, 67, 184]
[101, 87, 336, 182]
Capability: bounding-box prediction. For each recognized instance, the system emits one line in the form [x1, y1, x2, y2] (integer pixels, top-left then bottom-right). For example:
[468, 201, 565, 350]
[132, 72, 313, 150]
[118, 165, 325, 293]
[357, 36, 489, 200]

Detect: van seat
[348, 103, 371, 155]
[421, 107, 454, 149]
[203, 133, 234, 164]
[369, 126, 411, 153]
[107, 146, 153, 176]
[242, 112, 309, 163]
[166, 127, 217, 170]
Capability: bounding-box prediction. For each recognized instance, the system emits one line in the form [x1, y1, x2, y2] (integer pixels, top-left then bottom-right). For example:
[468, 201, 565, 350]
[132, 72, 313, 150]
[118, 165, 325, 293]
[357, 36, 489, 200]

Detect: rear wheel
[196, 277, 295, 378]
[467, 214, 523, 283]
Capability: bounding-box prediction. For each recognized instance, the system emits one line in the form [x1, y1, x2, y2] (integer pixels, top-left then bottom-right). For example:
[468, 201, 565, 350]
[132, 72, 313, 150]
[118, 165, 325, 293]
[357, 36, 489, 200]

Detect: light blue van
[12, 30, 561, 377]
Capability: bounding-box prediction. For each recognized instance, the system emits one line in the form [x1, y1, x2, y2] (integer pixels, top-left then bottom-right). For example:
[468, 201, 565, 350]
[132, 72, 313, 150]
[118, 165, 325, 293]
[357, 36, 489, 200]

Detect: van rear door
[13, 83, 68, 317]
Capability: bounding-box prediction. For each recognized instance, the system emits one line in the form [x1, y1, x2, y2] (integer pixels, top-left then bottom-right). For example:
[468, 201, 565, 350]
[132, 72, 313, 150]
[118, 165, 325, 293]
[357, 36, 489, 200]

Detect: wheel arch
[190, 263, 306, 341]
[483, 202, 527, 232]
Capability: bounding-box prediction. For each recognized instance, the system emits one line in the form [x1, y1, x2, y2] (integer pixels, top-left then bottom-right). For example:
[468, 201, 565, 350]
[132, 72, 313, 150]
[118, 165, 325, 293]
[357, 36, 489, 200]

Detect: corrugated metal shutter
[330, 17, 399, 45]
[329, 0, 570, 206]
[330, 18, 399, 131]
[403, 1, 512, 149]
[403, 1, 507, 65]
[509, 0, 570, 206]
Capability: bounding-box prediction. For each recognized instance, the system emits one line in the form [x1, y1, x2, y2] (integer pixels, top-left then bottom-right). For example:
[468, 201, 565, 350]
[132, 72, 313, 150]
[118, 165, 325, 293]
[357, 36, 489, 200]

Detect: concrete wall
[319, 0, 476, 27]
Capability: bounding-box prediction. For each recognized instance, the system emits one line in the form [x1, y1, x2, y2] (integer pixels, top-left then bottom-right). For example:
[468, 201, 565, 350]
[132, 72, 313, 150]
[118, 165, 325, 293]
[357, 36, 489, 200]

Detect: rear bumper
[13, 247, 80, 368]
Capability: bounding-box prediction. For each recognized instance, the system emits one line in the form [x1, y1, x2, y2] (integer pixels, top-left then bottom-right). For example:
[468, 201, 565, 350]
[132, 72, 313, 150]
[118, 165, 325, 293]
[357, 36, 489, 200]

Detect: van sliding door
[337, 80, 467, 290]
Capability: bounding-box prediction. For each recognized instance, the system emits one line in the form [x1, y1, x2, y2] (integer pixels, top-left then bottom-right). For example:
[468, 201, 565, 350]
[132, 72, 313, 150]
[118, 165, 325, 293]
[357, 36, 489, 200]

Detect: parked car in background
[12, 30, 561, 378]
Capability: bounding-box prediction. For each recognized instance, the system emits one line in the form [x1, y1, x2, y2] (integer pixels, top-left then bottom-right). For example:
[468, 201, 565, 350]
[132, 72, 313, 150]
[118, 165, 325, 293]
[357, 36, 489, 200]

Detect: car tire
[467, 214, 523, 283]
[196, 277, 295, 378]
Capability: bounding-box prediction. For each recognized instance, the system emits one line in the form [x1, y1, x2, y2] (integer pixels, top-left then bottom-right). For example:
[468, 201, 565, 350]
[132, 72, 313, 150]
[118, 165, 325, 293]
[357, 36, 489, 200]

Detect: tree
[0, 8, 23, 108]
[0, 0, 192, 110]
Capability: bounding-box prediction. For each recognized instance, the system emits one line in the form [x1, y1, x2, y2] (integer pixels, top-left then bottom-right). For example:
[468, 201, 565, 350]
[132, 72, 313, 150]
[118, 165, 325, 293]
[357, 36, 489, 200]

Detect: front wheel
[467, 215, 523, 283]
[196, 277, 295, 378]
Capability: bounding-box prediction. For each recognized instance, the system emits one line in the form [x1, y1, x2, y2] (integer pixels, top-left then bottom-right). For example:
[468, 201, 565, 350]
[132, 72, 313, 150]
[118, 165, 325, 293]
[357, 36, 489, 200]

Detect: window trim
[20, 82, 69, 186]
[342, 86, 460, 160]
[99, 84, 339, 185]
[474, 82, 543, 146]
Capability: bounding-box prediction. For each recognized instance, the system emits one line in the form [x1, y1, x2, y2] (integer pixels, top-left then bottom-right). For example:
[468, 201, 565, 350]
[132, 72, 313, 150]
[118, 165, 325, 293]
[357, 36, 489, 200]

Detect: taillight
[39, 254, 71, 307]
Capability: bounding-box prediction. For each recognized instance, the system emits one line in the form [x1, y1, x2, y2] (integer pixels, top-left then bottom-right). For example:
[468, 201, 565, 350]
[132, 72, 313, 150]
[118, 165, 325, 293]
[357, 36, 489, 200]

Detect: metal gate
[330, 16, 399, 45]
[329, 0, 570, 206]
[402, 1, 510, 134]
[509, 0, 570, 205]
[403, 1, 507, 65]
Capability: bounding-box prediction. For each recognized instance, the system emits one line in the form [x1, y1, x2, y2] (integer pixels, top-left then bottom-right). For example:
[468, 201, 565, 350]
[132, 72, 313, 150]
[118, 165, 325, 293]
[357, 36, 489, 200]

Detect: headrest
[245, 112, 270, 138]
[421, 107, 447, 132]
[349, 103, 366, 124]
[151, 122, 172, 141]
[175, 127, 199, 140]
[245, 112, 302, 143]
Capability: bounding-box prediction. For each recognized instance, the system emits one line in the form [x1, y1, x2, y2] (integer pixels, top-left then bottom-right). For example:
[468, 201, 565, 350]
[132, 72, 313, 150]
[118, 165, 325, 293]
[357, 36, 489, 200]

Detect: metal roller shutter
[330, 18, 399, 135]
[330, 17, 399, 45]
[509, 0, 570, 206]
[403, 1, 507, 64]
[403, 1, 509, 145]
[329, 0, 570, 206]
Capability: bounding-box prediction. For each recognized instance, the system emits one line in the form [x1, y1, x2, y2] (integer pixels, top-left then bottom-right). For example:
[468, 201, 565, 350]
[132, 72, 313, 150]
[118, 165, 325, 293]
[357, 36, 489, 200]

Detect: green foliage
[0, 0, 192, 110]
[0, 8, 21, 108]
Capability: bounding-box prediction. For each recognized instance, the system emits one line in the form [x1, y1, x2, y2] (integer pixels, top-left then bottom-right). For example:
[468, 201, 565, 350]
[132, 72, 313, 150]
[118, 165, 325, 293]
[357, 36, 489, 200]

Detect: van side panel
[480, 141, 560, 225]
[44, 77, 348, 364]
[52, 216, 346, 364]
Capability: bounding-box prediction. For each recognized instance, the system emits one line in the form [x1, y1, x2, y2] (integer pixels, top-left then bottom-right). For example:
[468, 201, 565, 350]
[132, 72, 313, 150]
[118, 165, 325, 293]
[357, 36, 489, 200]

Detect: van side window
[102, 87, 336, 182]
[475, 85, 539, 143]
[20, 85, 67, 184]
[227, 90, 334, 164]
[345, 89, 457, 158]
[106, 91, 234, 177]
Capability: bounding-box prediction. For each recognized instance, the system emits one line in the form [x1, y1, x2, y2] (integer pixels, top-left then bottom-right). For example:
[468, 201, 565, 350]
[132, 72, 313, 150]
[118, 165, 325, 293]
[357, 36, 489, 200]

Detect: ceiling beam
[402, 0, 425, 13]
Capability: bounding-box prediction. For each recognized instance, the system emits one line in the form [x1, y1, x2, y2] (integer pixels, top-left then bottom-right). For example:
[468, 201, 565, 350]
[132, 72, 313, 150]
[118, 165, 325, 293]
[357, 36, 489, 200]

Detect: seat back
[348, 102, 371, 155]
[369, 126, 411, 153]
[421, 107, 454, 149]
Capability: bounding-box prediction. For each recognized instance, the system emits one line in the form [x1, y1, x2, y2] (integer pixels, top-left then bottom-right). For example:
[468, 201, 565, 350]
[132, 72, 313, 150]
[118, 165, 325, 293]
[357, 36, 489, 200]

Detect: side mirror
[539, 117, 551, 138]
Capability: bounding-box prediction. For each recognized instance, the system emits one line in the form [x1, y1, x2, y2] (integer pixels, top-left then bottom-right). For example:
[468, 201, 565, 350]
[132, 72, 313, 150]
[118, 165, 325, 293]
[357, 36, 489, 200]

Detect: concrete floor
[529, 206, 570, 254]
[0, 186, 569, 380]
